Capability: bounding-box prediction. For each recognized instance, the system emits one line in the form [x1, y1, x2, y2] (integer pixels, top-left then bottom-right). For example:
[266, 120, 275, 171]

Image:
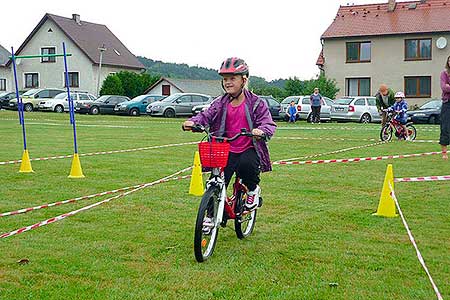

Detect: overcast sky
[1, 0, 395, 81]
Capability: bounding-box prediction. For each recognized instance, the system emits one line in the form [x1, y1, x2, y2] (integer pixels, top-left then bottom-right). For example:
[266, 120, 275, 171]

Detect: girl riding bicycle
[183, 57, 276, 210]
[387, 91, 410, 140]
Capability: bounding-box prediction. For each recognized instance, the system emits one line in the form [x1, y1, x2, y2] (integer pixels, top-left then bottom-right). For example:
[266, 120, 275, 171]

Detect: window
[354, 98, 366, 106]
[404, 76, 431, 97]
[346, 42, 371, 63]
[192, 95, 206, 103]
[162, 85, 171, 96]
[41, 47, 56, 63]
[346, 78, 370, 96]
[367, 98, 377, 106]
[64, 72, 79, 88]
[405, 39, 431, 60]
[36, 90, 50, 98]
[177, 96, 192, 103]
[0, 79, 6, 91]
[79, 93, 90, 101]
[25, 73, 39, 88]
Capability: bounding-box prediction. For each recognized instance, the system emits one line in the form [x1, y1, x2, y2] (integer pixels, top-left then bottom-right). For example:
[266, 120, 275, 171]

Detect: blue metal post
[11, 47, 27, 150]
[62, 42, 78, 154]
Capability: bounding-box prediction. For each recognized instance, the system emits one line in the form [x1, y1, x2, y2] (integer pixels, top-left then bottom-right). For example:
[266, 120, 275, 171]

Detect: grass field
[0, 110, 448, 300]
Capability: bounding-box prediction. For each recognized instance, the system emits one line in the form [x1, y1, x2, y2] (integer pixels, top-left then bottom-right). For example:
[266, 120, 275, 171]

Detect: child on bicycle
[387, 91, 410, 140]
[182, 57, 276, 210]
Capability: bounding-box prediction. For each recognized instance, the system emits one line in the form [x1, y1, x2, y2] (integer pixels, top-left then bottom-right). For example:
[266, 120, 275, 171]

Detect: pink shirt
[226, 100, 253, 153]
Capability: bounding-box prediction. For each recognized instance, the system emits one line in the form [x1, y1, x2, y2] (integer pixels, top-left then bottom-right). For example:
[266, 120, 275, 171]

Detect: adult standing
[439, 55, 450, 159]
[309, 87, 324, 124]
[375, 84, 395, 127]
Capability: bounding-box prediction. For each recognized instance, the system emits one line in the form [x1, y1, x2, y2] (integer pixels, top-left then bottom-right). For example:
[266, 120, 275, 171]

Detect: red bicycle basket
[198, 141, 230, 168]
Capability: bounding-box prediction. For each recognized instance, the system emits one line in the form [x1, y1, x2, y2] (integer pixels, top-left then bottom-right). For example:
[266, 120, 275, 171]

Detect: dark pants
[440, 101, 450, 146]
[311, 106, 321, 123]
[224, 147, 260, 191]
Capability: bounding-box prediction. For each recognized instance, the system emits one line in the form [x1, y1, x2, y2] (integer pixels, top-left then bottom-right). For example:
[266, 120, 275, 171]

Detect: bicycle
[184, 124, 264, 262]
[380, 110, 417, 141]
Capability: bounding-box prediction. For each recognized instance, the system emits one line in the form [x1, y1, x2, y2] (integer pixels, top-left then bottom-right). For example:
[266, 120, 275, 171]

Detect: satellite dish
[436, 37, 447, 49]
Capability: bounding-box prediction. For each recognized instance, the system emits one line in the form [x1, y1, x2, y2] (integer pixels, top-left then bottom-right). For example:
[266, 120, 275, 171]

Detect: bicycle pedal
[258, 196, 263, 208]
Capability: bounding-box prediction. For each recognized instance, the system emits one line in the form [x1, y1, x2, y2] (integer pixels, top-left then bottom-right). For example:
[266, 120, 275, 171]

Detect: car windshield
[281, 97, 297, 104]
[131, 95, 148, 102]
[22, 89, 40, 96]
[420, 100, 441, 110]
[95, 96, 109, 103]
[0, 92, 8, 97]
[335, 98, 354, 105]
[54, 93, 67, 99]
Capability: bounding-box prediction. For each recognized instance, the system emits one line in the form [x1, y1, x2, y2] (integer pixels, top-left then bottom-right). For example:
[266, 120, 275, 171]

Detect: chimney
[72, 14, 81, 25]
[387, 0, 396, 12]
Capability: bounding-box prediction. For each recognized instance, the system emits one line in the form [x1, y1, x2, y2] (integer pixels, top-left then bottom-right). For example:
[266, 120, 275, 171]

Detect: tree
[304, 75, 340, 99]
[99, 74, 124, 96]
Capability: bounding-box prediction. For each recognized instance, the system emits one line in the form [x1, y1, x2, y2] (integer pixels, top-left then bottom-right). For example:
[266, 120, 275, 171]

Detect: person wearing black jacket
[375, 84, 395, 127]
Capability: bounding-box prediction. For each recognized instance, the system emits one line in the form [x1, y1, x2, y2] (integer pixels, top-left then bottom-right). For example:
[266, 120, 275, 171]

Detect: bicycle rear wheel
[194, 186, 220, 262]
[406, 124, 417, 140]
[380, 125, 393, 141]
[234, 191, 257, 239]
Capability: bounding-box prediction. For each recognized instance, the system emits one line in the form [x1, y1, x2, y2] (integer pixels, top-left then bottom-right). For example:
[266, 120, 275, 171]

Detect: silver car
[146, 93, 212, 118]
[331, 96, 381, 123]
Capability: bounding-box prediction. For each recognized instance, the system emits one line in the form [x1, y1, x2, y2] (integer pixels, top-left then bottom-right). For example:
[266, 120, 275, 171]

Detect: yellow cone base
[373, 164, 398, 217]
[68, 153, 85, 178]
[19, 150, 34, 173]
[189, 151, 204, 196]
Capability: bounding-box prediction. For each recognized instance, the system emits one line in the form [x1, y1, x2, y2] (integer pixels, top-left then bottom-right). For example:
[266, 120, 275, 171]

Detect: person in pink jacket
[440, 55, 450, 160]
[183, 57, 276, 210]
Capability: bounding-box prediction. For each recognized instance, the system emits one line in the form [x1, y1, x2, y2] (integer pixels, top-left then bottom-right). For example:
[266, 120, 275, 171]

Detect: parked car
[408, 99, 442, 124]
[191, 97, 216, 115]
[147, 93, 212, 117]
[114, 94, 166, 116]
[38, 92, 97, 113]
[331, 96, 381, 123]
[75, 95, 130, 115]
[281, 95, 334, 122]
[8, 88, 65, 111]
[0, 91, 24, 109]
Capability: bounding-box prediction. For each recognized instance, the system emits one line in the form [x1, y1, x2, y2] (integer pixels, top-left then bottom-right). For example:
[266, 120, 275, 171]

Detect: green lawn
[0, 110, 448, 300]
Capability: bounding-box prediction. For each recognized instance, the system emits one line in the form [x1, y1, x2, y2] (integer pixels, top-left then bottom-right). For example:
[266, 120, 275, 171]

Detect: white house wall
[322, 33, 450, 105]
[0, 66, 11, 92]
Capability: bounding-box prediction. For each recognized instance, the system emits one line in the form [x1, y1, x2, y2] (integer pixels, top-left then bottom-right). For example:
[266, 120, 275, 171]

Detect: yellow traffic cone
[373, 164, 398, 217]
[19, 149, 34, 173]
[189, 151, 204, 196]
[68, 153, 85, 178]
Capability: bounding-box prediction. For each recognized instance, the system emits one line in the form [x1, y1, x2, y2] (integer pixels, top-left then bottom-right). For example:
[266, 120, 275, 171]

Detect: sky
[0, 0, 393, 81]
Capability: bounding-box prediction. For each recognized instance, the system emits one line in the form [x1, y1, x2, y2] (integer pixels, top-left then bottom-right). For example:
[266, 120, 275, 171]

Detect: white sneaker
[244, 185, 261, 211]
[202, 217, 214, 235]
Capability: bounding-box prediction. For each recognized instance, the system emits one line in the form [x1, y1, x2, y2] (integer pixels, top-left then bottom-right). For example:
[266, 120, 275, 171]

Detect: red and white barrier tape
[278, 126, 439, 132]
[0, 142, 198, 166]
[272, 151, 441, 166]
[0, 166, 193, 218]
[395, 175, 450, 183]
[273, 141, 387, 163]
[0, 169, 193, 239]
[388, 184, 443, 300]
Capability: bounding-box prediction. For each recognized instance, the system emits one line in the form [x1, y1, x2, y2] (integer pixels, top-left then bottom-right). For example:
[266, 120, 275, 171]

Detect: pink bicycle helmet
[394, 91, 405, 98]
[219, 57, 249, 76]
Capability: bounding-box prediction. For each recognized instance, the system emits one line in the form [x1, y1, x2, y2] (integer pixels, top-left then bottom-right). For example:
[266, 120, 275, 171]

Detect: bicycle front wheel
[234, 191, 258, 239]
[194, 186, 221, 262]
[380, 125, 393, 141]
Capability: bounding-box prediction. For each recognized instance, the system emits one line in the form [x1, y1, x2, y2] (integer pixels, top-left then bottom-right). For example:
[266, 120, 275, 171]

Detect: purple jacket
[441, 70, 450, 103]
[189, 89, 277, 172]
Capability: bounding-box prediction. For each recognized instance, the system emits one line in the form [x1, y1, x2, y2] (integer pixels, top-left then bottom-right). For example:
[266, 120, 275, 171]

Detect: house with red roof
[318, 0, 450, 105]
[3, 13, 144, 95]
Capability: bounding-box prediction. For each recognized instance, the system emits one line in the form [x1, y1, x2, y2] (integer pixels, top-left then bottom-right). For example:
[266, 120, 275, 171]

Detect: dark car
[0, 91, 22, 109]
[408, 99, 442, 124]
[259, 95, 282, 120]
[76, 95, 130, 115]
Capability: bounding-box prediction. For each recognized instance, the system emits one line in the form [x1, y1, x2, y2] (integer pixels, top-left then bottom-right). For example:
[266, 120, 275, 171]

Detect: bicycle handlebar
[183, 124, 266, 142]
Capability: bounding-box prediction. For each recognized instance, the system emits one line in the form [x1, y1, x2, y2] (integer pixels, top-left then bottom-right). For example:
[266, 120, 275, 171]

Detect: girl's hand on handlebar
[182, 121, 195, 131]
[252, 128, 265, 140]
